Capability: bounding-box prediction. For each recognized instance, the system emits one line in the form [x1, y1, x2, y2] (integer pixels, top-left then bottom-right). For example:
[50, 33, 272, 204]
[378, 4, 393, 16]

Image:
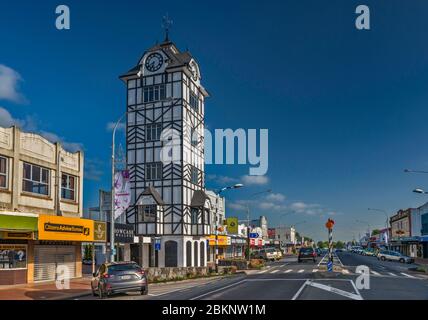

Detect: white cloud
[0, 64, 26, 103]
[106, 122, 126, 131]
[206, 174, 239, 185]
[0, 106, 22, 127]
[265, 193, 286, 202]
[241, 175, 269, 186]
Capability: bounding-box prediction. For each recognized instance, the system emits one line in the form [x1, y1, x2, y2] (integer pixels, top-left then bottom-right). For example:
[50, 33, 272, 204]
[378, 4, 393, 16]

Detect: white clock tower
[120, 32, 211, 268]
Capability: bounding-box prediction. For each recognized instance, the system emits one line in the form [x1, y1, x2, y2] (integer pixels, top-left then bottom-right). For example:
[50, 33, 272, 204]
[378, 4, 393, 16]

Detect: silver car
[91, 261, 148, 298]
[377, 250, 414, 264]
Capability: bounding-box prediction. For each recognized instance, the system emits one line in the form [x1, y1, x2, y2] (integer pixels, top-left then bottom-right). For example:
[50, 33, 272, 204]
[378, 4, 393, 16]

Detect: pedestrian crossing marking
[312, 269, 319, 273]
[341, 269, 349, 274]
[370, 271, 380, 276]
[259, 269, 268, 274]
[270, 270, 279, 274]
[400, 272, 416, 279]
[298, 269, 304, 273]
[284, 269, 292, 273]
[388, 272, 397, 277]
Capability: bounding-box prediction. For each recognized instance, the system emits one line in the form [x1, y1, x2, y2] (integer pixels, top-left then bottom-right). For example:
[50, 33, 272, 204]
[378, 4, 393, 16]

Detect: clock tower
[120, 37, 210, 268]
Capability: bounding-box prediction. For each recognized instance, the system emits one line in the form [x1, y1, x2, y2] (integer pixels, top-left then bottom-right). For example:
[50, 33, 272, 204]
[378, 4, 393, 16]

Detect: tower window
[143, 84, 166, 103]
[138, 205, 157, 222]
[190, 128, 198, 146]
[145, 162, 163, 180]
[189, 92, 199, 112]
[191, 166, 199, 185]
[191, 208, 199, 224]
[146, 123, 162, 141]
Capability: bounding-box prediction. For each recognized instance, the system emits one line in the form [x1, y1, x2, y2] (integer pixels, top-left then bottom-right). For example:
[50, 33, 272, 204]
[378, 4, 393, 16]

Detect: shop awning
[0, 213, 38, 232]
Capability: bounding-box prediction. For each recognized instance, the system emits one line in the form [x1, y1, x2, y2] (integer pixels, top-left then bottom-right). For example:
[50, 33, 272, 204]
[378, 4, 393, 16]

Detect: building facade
[120, 38, 210, 268]
[389, 208, 420, 257]
[0, 126, 89, 284]
[251, 216, 268, 240]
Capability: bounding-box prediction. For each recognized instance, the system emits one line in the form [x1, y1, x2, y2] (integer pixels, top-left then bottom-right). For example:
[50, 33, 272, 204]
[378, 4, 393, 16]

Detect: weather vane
[162, 13, 173, 42]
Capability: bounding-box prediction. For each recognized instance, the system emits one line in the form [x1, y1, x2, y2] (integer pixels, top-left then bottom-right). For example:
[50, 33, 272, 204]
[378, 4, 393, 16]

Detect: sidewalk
[415, 257, 428, 267]
[0, 276, 93, 300]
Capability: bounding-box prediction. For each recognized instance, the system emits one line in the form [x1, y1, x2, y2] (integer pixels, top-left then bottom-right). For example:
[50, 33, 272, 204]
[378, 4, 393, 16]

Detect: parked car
[377, 250, 414, 264]
[91, 261, 148, 298]
[298, 247, 317, 263]
[274, 248, 283, 260]
[350, 246, 362, 253]
[362, 248, 377, 257]
[253, 248, 277, 261]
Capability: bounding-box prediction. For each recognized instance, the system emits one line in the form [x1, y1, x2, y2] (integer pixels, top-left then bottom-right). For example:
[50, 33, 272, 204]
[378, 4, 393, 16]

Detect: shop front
[0, 213, 38, 285]
[207, 235, 229, 265]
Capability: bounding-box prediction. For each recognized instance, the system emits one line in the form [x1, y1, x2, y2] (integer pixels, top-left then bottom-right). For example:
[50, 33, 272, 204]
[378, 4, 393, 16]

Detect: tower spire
[162, 13, 173, 42]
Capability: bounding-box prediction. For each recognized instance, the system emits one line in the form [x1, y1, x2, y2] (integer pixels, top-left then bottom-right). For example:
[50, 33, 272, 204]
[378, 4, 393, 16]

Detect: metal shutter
[34, 246, 76, 282]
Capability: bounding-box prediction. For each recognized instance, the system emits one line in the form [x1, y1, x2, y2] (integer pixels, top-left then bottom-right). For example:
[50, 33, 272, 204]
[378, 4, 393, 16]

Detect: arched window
[186, 241, 192, 267]
[194, 241, 199, 267]
[200, 241, 205, 267]
[165, 240, 178, 267]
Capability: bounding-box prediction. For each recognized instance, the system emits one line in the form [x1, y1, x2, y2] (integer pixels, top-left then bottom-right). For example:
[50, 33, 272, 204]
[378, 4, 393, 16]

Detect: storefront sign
[226, 217, 238, 234]
[0, 231, 34, 240]
[93, 221, 107, 242]
[38, 215, 94, 242]
[107, 222, 134, 243]
[207, 235, 228, 246]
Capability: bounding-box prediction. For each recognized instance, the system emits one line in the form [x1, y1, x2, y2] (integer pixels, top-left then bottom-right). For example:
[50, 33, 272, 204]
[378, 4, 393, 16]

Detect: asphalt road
[76, 252, 428, 300]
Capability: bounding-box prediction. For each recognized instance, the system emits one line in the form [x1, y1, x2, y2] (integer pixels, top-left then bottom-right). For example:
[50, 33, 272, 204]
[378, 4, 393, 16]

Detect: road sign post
[325, 218, 335, 269]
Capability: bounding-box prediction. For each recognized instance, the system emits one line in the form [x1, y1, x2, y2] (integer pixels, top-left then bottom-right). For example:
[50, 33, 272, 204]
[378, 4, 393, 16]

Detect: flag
[114, 170, 131, 220]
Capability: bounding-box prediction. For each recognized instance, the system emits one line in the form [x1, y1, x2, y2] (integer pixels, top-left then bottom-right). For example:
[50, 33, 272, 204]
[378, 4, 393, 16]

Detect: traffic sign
[155, 242, 161, 251]
[327, 261, 333, 272]
[249, 233, 259, 238]
[325, 218, 335, 229]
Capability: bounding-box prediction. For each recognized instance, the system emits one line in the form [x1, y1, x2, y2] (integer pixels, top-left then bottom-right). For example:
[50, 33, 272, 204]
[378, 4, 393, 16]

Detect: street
[75, 252, 428, 300]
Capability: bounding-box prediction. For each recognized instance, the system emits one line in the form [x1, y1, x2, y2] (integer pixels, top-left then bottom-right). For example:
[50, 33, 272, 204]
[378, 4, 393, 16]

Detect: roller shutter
[34, 246, 76, 282]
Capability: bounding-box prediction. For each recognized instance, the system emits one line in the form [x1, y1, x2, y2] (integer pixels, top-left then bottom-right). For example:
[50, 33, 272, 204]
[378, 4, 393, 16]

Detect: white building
[120, 36, 210, 268]
[274, 226, 296, 245]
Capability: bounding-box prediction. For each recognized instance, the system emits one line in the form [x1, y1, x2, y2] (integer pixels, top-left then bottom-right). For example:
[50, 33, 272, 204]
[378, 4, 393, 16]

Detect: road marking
[312, 269, 319, 273]
[341, 269, 349, 274]
[258, 269, 268, 274]
[370, 270, 381, 276]
[190, 279, 247, 300]
[298, 269, 304, 273]
[388, 272, 397, 277]
[281, 263, 289, 267]
[284, 269, 292, 273]
[291, 280, 310, 300]
[270, 270, 279, 274]
[401, 272, 416, 279]
[306, 281, 363, 300]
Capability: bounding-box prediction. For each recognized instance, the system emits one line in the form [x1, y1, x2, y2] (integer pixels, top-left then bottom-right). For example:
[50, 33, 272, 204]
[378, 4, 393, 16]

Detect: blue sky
[2, 0, 428, 241]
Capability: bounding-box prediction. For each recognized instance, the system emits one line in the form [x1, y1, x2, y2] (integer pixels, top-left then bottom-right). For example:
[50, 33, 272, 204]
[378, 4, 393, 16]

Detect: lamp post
[368, 208, 390, 249]
[110, 112, 127, 263]
[214, 183, 243, 273]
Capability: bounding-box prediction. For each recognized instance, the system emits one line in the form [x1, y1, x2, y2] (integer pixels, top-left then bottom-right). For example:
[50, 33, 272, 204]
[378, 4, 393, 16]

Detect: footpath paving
[0, 276, 92, 300]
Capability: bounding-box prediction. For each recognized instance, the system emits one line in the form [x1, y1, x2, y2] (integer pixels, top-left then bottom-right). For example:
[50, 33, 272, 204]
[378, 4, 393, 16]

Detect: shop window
[22, 163, 50, 196]
[61, 173, 76, 201]
[0, 245, 27, 269]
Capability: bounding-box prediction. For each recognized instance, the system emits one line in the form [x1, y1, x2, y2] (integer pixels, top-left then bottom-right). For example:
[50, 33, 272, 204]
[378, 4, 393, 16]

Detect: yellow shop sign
[207, 235, 229, 246]
[38, 215, 94, 242]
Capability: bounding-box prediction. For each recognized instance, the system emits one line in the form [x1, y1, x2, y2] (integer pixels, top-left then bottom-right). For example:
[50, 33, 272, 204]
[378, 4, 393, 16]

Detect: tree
[317, 241, 324, 248]
[371, 229, 380, 236]
[335, 241, 345, 249]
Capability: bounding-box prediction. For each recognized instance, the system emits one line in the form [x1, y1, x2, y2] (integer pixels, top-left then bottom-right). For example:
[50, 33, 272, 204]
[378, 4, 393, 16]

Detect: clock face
[145, 52, 164, 72]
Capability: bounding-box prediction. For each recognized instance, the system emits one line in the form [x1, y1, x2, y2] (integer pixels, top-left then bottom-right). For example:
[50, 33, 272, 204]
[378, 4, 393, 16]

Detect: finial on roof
[162, 13, 173, 42]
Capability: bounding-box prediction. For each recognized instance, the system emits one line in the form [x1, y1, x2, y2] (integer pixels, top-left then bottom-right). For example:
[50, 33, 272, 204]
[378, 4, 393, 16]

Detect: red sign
[268, 228, 276, 239]
[325, 218, 335, 229]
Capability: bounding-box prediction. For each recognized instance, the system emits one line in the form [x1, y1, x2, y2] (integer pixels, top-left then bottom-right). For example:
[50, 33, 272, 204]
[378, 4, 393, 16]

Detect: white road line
[258, 269, 268, 274]
[312, 269, 319, 273]
[189, 279, 247, 300]
[341, 269, 349, 274]
[388, 272, 397, 277]
[350, 280, 363, 300]
[281, 263, 289, 267]
[306, 281, 363, 300]
[270, 270, 279, 274]
[401, 272, 416, 279]
[298, 269, 305, 273]
[284, 269, 293, 273]
[291, 280, 310, 300]
[370, 270, 381, 276]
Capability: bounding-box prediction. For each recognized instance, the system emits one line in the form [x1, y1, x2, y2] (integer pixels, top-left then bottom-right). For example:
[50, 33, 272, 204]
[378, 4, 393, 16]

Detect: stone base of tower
[139, 235, 207, 268]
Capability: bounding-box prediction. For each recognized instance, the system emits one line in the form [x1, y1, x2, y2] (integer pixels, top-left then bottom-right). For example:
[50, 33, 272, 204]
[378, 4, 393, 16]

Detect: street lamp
[214, 183, 243, 273]
[404, 169, 428, 174]
[413, 188, 428, 194]
[368, 208, 390, 249]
